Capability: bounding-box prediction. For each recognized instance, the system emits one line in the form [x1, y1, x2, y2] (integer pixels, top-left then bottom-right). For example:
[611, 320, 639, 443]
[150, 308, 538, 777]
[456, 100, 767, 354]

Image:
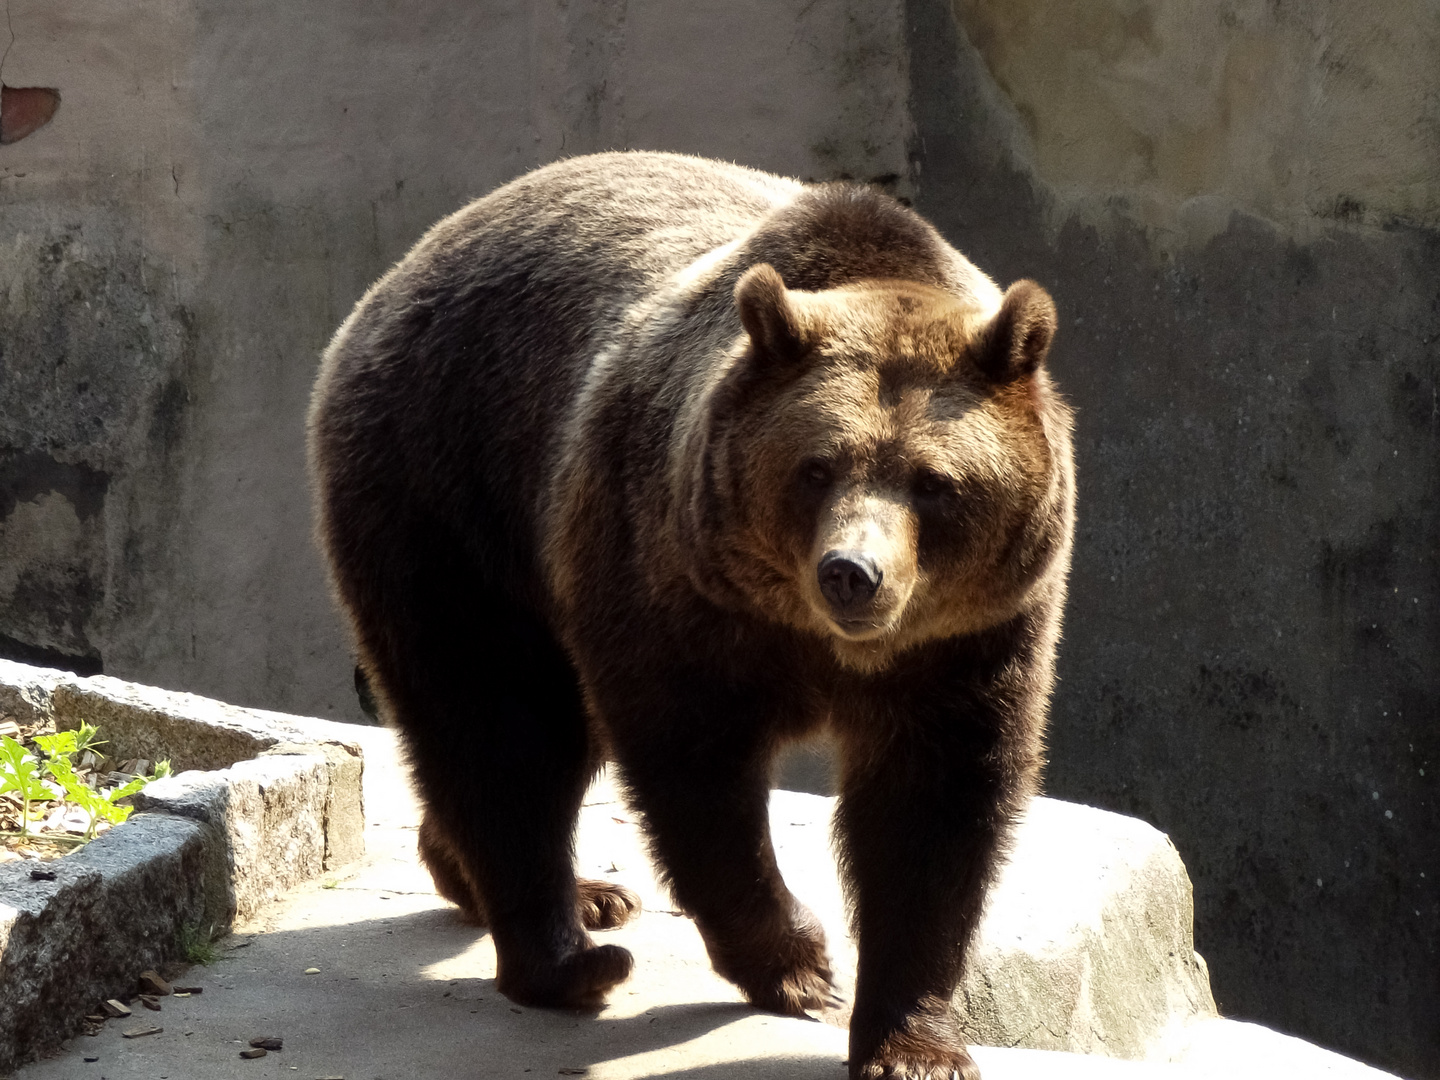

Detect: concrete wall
[0, 0, 911, 711]
[0, 1, 1434, 1075]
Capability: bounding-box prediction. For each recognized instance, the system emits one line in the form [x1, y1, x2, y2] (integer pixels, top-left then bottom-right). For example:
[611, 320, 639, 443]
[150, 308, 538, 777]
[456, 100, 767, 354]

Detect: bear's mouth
[829, 616, 887, 640]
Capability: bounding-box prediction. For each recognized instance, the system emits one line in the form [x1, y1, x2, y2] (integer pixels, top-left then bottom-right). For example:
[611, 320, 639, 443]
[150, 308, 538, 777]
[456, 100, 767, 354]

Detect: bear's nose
[817, 550, 882, 612]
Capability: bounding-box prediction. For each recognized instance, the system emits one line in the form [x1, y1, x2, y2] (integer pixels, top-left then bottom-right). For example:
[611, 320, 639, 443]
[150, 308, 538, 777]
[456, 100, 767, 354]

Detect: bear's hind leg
[419, 814, 640, 930]
[348, 531, 633, 1009]
[418, 809, 488, 923]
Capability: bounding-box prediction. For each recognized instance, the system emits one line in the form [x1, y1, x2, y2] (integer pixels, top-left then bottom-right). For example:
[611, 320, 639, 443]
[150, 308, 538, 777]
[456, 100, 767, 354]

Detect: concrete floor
[14, 725, 1403, 1080]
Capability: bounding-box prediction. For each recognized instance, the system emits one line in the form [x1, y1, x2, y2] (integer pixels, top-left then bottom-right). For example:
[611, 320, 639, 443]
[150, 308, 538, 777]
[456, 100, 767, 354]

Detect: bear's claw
[709, 906, 839, 1018]
[851, 1009, 981, 1080]
[745, 960, 841, 1017]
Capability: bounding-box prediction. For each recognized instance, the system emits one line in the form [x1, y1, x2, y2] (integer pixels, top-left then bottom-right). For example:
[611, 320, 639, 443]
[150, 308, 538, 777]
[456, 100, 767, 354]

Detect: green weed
[0, 722, 171, 847]
[178, 922, 223, 965]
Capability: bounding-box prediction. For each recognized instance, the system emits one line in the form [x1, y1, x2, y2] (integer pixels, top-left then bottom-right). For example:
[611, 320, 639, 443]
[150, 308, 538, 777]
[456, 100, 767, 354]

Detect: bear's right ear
[735, 264, 809, 365]
[975, 279, 1057, 382]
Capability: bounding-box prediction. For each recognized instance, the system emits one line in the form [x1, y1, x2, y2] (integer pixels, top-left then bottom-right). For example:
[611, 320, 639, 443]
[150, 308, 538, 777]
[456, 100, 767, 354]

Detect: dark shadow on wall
[0, 451, 109, 677]
[0, 631, 101, 677]
[0, 451, 109, 524]
[903, 2, 1440, 1078]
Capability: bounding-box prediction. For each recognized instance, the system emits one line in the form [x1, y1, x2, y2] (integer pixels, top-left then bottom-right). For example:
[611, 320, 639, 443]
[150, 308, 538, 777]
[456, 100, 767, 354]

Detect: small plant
[0, 721, 170, 854]
[0, 734, 55, 837]
[178, 922, 222, 965]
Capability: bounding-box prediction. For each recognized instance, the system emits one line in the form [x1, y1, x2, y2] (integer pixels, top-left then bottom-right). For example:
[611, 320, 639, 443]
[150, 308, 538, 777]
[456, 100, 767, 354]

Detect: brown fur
[419, 811, 641, 930]
[308, 151, 1074, 1079]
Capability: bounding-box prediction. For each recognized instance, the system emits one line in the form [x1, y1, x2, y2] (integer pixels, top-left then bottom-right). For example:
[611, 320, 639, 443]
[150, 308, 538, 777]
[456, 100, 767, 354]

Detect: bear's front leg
[834, 658, 1040, 1080]
[594, 670, 839, 1017]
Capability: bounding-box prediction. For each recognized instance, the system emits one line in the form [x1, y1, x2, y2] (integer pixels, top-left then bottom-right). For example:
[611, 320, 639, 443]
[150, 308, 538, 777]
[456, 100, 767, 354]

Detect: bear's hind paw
[577, 878, 642, 930]
[498, 943, 635, 1010]
[733, 943, 839, 1017]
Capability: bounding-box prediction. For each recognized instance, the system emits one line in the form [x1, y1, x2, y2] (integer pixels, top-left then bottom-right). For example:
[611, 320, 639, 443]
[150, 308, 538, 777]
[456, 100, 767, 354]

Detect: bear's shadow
[251, 905, 846, 1078]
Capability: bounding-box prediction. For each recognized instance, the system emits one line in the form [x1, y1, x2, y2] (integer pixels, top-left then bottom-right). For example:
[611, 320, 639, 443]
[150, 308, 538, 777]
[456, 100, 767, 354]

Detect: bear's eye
[914, 468, 953, 500]
[800, 459, 833, 490]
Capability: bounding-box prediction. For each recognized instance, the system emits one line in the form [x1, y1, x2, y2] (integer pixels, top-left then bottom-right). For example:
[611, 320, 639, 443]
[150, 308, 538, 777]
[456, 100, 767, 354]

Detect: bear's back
[311, 153, 800, 599]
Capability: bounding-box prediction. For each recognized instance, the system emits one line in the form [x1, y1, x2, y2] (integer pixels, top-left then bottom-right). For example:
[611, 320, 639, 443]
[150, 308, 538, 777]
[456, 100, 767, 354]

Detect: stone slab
[0, 658, 68, 728]
[0, 660, 367, 1072]
[0, 814, 209, 1074]
[131, 753, 330, 926]
[0, 657, 365, 775]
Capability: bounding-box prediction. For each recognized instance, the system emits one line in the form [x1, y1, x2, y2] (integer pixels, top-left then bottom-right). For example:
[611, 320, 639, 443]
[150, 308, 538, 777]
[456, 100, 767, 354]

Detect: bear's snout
[818, 549, 882, 614]
[809, 492, 917, 641]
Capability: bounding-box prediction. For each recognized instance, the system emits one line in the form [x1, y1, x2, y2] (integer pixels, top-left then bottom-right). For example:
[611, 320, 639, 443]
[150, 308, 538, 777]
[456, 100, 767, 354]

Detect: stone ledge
[0, 659, 367, 1074]
[0, 658, 363, 771]
[0, 815, 209, 1074]
[131, 753, 330, 926]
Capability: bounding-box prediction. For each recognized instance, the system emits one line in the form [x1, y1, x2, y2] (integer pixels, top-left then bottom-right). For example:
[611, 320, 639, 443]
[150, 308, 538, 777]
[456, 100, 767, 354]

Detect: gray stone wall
[904, 3, 1438, 1077]
[0, 1, 1434, 1075]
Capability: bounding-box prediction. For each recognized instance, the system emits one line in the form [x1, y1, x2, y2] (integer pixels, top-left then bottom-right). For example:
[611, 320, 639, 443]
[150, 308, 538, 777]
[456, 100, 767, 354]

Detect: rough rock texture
[0, 657, 67, 725]
[0, 658, 366, 774]
[960, 799, 1216, 1057]
[279, 741, 365, 871]
[50, 676, 280, 771]
[49, 674, 364, 773]
[133, 754, 329, 923]
[0, 814, 209, 1074]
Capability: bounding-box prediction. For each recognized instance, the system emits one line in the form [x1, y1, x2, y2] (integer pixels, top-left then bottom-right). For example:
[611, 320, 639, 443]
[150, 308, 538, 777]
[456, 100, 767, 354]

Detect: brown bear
[308, 151, 1074, 1080]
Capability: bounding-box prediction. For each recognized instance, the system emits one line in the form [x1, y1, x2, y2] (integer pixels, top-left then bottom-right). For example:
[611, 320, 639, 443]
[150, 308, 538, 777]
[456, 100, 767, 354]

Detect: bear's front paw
[577, 878, 642, 930]
[707, 905, 840, 1017]
[744, 950, 840, 1018]
[851, 1014, 980, 1080]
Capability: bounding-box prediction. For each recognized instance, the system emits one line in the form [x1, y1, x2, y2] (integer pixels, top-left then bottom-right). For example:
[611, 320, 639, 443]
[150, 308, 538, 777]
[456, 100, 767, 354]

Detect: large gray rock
[960, 798, 1216, 1058]
[587, 784, 1217, 1061]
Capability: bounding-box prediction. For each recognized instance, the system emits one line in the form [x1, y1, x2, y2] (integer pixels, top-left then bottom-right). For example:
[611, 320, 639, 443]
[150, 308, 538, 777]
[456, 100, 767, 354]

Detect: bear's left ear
[735, 263, 810, 366]
[975, 279, 1057, 382]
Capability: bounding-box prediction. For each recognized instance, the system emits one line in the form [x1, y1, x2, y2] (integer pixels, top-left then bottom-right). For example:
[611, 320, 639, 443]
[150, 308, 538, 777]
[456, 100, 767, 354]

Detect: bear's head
[687, 264, 1074, 672]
